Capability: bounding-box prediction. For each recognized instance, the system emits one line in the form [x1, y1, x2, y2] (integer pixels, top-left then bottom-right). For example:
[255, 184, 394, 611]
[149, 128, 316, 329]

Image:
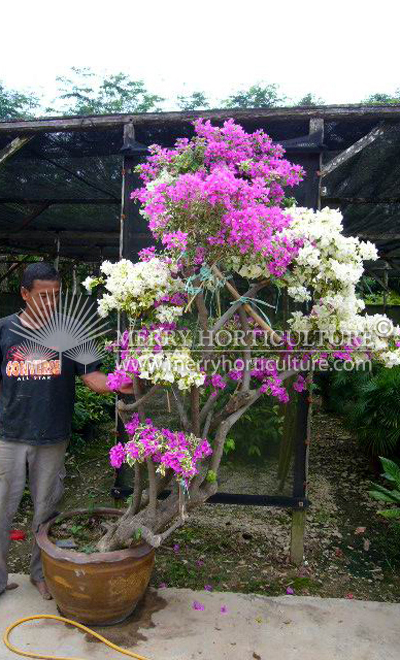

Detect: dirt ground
[8, 403, 400, 602]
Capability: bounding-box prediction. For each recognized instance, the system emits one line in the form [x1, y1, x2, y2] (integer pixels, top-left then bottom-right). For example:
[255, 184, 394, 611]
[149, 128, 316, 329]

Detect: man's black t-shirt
[0, 313, 102, 445]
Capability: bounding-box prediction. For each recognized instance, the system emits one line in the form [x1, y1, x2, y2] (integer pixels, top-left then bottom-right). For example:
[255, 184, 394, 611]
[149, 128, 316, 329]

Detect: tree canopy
[1, 69, 400, 121]
[0, 81, 39, 120]
[48, 68, 164, 115]
[223, 83, 286, 108]
[362, 91, 400, 105]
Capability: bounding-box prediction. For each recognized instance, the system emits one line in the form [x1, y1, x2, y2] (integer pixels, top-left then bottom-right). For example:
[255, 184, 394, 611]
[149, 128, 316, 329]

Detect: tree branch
[199, 389, 223, 424]
[208, 369, 297, 435]
[132, 376, 158, 517]
[127, 464, 143, 516]
[171, 386, 191, 432]
[190, 386, 200, 436]
[116, 385, 162, 415]
[195, 288, 209, 334]
[211, 265, 281, 344]
[210, 280, 269, 336]
[238, 306, 252, 392]
[147, 458, 158, 518]
[202, 410, 213, 438]
[140, 469, 175, 509]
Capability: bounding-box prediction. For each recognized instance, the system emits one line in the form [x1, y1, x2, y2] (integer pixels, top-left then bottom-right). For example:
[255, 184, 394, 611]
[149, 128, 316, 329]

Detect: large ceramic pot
[36, 508, 155, 626]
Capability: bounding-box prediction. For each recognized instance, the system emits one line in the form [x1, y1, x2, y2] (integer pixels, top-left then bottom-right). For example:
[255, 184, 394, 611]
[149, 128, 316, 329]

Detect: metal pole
[112, 124, 150, 499]
[54, 234, 61, 270]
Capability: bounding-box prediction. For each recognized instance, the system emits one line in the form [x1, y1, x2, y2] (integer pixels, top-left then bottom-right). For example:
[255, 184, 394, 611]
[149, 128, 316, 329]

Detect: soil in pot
[49, 512, 135, 553]
[37, 509, 155, 626]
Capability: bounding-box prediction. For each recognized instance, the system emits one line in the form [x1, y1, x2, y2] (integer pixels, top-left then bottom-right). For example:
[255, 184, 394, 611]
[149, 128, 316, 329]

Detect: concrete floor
[0, 574, 399, 660]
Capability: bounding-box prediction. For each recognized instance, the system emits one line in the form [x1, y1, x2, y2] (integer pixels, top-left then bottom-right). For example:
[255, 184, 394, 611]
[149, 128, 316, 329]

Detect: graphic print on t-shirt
[8, 295, 109, 375]
[5, 341, 60, 381]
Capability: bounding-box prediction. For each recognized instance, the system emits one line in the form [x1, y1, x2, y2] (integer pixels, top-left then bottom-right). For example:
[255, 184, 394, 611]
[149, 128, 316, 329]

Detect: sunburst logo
[14, 340, 58, 362]
[10, 289, 110, 368]
[64, 339, 106, 373]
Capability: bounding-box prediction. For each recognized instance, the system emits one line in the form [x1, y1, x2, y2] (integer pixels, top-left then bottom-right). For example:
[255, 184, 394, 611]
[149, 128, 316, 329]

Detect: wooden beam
[0, 244, 117, 260]
[0, 255, 32, 285]
[54, 234, 61, 270]
[319, 123, 386, 178]
[308, 118, 324, 210]
[9, 202, 51, 233]
[0, 229, 150, 244]
[354, 233, 400, 240]
[0, 136, 32, 166]
[0, 115, 134, 134]
[365, 268, 390, 291]
[121, 150, 155, 262]
[323, 196, 400, 205]
[379, 247, 400, 258]
[0, 198, 120, 205]
[290, 386, 310, 566]
[290, 510, 306, 565]
[1, 105, 400, 135]
[33, 150, 120, 201]
[0, 258, 46, 264]
[309, 117, 324, 135]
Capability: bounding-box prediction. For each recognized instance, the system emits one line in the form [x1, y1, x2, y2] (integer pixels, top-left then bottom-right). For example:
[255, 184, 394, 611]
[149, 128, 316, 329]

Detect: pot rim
[36, 507, 154, 564]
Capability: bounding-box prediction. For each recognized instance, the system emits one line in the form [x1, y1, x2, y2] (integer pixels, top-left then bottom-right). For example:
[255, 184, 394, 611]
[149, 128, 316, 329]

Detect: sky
[1, 0, 399, 110]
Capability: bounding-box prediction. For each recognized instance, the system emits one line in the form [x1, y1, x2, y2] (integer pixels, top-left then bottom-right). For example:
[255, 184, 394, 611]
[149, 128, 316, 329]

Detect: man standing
[0, 262, 132, 599]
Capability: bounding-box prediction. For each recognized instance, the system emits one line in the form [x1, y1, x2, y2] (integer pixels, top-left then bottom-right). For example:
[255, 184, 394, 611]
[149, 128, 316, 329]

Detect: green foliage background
[2, 66, 399, 121]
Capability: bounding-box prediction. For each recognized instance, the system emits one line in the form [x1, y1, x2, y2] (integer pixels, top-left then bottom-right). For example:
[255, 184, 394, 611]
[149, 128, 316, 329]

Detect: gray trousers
[0, 439, 68, 592]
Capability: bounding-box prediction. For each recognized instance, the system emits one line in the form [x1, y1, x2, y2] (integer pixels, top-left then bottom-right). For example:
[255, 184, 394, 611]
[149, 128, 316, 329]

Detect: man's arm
[80, 370, 134, 395]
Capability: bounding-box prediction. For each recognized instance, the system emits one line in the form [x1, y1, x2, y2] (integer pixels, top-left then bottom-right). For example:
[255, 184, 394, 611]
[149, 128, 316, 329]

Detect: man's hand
[118, 382, 134, 395]
[80, 371, 134, 395]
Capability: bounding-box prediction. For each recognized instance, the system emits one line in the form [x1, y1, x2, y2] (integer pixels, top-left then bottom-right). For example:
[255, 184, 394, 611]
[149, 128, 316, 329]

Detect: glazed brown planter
[36, 508, 155, 626]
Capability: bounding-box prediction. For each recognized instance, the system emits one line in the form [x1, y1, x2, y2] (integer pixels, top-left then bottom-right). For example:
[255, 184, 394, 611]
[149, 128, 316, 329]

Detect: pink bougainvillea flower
[134, 118, 304, 271]
[346, 593, 355, 599]
[293, 374, 306, 392]
[158, 582, 167, 589]
[173, 544, 180, 553]
[196, 560, 205, 568]
[220, 605, 228, 614]
[109, 443, 126, 469]
[192, 600, 205, 611]
[286, 586, 295, 595]
[106, 370, 132, 391]
[204, 585, 213, 592]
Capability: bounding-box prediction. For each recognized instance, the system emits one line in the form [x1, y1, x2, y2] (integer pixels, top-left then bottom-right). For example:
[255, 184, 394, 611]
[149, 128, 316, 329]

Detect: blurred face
[21, 279, 61, 320]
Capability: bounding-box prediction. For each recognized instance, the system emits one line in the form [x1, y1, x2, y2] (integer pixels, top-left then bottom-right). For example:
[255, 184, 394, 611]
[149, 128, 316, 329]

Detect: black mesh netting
[0, 111, 400, 264]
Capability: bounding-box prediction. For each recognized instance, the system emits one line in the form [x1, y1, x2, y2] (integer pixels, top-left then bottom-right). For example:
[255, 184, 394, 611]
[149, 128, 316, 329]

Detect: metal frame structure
[1, 104, 400, 562]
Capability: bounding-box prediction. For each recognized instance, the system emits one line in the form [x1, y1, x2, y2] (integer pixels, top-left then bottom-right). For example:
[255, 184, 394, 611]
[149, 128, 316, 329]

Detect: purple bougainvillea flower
[173, 544, 180, 553]
[196, 560, 205, 568]
[192, 600, 205, 611]
[204, 585, 213, 592]
[220, 605, 228, 614]
[158, 583, 167, 589]
[286, 586, 295, 595]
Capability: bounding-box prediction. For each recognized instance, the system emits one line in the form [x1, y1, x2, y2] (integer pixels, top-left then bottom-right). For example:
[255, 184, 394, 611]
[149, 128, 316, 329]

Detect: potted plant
[37, 119, 400, 624]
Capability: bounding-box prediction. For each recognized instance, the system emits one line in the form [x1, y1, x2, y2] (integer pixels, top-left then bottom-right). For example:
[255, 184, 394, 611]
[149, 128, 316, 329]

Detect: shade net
[0, 111, 399, 266]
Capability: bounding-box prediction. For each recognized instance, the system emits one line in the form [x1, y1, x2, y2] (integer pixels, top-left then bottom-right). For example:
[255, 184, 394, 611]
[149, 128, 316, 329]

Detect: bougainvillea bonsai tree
[83, 119, 400, 553]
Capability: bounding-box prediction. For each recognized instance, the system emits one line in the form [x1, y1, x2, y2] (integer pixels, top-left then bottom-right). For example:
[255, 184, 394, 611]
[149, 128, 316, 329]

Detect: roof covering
[0, 105, 399, 266]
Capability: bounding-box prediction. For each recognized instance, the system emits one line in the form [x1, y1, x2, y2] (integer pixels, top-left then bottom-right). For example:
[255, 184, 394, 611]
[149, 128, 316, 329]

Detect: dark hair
[21, 262, 61, 291]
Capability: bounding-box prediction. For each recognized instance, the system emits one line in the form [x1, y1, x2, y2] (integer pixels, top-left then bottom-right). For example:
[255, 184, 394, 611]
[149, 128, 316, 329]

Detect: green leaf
[81, 544, 96, 554]
[368, 488, 398, 504]
[378, 508, 400, 519]
[206, 470, 217, 483]
[379, 456, 400, 486]
[370, 482, 400, 504]
[223, 438, 235, 455]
